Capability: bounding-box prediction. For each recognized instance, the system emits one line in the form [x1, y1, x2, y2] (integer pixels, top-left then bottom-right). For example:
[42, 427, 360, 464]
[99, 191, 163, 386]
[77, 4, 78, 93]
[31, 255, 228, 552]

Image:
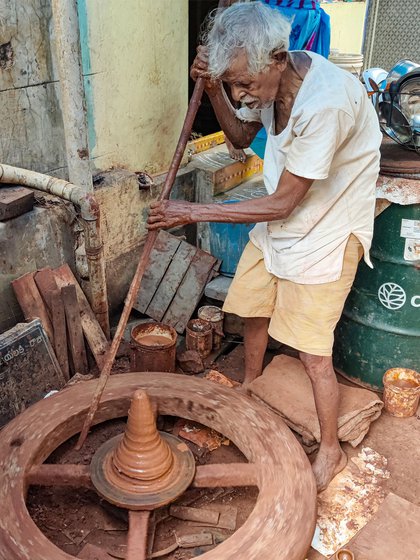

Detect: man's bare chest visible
[274, 100, 293, 135]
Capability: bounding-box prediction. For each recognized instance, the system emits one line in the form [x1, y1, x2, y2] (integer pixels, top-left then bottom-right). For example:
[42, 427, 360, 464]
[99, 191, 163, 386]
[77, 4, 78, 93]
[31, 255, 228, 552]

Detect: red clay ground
[26, 345, 420, 559]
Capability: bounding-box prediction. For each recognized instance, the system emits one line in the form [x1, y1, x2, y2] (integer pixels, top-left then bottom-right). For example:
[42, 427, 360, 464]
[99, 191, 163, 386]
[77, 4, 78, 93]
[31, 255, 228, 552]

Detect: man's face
[222, 50, 286, 109]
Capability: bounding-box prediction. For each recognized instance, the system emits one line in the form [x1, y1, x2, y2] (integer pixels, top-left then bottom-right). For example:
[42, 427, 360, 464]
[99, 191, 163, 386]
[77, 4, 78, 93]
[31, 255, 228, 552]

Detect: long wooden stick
[75, 13, 232, 448]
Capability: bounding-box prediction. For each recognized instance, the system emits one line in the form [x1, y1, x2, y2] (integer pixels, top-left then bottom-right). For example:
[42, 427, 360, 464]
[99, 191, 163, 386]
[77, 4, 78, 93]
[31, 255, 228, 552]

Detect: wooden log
[192, 463, 258, 488]
[61, 284, 88, 375]
[34, 269, 69, 380]
[11, 272, 54, 345]
[53, 264, 109, 369]
[27, 464, 92, 488]
[50, 289, 69, 381]
[34, 268, 58, 317]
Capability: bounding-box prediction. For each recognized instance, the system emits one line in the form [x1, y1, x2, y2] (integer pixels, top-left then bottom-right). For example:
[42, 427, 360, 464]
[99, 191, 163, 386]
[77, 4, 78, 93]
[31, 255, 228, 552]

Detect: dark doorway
[189, 0, 221, 135]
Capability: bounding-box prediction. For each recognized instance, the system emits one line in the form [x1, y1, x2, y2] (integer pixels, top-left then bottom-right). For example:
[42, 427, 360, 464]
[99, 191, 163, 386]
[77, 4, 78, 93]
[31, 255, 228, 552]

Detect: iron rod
[76, 44, 215, 450]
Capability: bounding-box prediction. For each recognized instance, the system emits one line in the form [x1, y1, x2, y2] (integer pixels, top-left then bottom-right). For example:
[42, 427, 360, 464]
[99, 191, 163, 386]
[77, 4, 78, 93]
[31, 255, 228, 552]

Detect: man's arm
[206, 85, 262, 148]
[191, 46, 262, 148]
[147, 170, 313, 230]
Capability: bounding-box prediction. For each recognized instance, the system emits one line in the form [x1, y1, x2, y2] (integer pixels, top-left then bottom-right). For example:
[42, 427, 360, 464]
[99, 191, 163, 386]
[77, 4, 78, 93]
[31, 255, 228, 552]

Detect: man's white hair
[203, 2, 292, 78]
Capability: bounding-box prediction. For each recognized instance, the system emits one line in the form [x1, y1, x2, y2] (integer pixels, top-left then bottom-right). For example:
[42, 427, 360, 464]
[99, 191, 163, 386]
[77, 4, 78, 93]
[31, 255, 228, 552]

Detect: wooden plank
[146, 241, 197, 321]
[213, 154, 263, 195]
[11, 272, 55, 345]
[34, 269, 69, 379]
[0, 187, 34, 221]
[50, 289, 69, 381]
[163, 250, 219, 333]
[78, 543, 113, 560]
[187, 130, 225, 155]
[347, 493, 420, 559]
[169, 505, 219, 525]
[61, 284, 88, 375]
[53, 264, 109, 370]
[34, 268, 58, 316]
[133, 230, 181, 313]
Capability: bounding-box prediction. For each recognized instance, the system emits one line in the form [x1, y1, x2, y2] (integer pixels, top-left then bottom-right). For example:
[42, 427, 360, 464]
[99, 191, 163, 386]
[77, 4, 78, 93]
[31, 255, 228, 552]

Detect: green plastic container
[334, 203, 420, 391]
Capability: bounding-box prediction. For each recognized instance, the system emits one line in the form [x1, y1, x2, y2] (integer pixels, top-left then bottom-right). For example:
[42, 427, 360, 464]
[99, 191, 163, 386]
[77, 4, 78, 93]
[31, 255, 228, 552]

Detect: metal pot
[386, 59, 420, 86]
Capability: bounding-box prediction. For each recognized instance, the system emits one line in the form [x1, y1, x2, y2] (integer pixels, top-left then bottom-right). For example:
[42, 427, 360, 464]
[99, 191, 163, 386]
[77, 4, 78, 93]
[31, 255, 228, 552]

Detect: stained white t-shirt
[236, 51, 382, 284]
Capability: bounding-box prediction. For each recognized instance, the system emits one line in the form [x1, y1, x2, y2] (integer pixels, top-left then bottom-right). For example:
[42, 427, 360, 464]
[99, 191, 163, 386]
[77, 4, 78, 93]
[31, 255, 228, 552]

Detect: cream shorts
[223, 235, 363, 356]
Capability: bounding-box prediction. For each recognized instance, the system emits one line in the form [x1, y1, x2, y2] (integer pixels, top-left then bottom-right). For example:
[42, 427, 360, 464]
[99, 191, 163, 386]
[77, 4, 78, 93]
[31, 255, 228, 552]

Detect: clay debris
[204, 369, 240, 388]
[174, 419, 230, 451]
[312, 447, 390, 556]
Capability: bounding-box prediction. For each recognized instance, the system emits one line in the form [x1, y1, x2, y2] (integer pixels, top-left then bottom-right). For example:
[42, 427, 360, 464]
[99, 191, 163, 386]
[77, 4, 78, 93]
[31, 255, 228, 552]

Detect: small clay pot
[335, 549, 355, 560]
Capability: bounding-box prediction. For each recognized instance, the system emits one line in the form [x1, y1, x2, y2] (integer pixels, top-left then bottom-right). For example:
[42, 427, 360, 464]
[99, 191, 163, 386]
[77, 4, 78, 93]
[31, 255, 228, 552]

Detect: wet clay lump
[136, 334, 171, 347]
[390, 378, 419, 389]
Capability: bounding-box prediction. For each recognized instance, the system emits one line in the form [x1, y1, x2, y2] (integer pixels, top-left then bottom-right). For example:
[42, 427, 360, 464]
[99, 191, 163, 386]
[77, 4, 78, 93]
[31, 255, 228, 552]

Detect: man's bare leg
[299, 352, 347, 492]
[243, 317, 269, 387]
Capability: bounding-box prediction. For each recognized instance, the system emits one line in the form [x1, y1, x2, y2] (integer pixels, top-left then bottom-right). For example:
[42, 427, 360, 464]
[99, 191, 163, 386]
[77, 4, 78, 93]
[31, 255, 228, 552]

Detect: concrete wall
[0, 0, 189, 176]
[323, 1, 367, 54]
[0, 204, 75, 332]
[0, 1, 67, 176]
[78, 0, 189, 175]
[0, 1, 190, 332]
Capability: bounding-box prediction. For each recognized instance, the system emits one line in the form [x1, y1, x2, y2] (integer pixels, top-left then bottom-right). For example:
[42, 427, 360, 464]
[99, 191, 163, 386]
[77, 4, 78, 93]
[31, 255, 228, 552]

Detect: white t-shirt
[236, 51, 382, 284]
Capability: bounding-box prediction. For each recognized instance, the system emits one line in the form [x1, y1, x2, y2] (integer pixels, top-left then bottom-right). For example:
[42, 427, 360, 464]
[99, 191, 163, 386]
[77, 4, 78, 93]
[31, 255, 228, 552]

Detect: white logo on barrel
[378, 283, 407, 310]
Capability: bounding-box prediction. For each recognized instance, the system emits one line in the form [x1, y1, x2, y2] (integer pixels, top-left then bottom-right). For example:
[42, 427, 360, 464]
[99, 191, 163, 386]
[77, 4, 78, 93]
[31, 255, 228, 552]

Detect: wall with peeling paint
[0, 204, 75, 332]
[78, 0, 189, 175]
[0, 0, 188, 176]
[0, 0, 189, 331]
[323, 2, 367, 54]
[0, 1, 67, 176]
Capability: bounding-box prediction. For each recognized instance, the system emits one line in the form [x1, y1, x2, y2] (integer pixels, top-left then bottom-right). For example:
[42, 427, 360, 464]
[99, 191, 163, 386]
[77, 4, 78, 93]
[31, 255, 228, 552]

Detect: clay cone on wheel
[112, 390, 173, 481]
[90, 388, 195, 509]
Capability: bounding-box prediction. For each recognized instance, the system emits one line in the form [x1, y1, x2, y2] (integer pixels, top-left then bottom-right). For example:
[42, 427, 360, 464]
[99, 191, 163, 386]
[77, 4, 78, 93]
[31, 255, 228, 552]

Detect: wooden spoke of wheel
[27, 462, 259, 489]
[127, 511, 150, 560]
[27, 462, 257, 560]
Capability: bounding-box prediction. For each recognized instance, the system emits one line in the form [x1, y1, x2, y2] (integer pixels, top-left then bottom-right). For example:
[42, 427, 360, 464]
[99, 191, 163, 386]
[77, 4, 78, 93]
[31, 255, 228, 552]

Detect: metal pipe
[51, 0, 93, 193]
[0, 163, 109, 338]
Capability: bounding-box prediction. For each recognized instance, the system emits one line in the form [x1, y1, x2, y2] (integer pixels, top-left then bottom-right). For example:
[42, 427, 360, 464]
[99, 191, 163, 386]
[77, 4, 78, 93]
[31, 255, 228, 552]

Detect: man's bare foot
[312, 445, 347, 493]
[225, 138, 247, 163]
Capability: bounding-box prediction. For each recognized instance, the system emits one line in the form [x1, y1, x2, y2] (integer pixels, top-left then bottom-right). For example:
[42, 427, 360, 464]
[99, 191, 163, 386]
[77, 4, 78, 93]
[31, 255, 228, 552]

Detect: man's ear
[271, 50, 288, 70]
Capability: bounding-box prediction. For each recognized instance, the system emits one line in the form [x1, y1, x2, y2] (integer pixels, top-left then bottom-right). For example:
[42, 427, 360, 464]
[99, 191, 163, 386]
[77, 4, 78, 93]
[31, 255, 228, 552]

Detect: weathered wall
[323, 1, 367, 54]
[1, 0, 189, 176]
[0, 204, 75, 332]
[0, 1, 67, 176]
[0, 1, 190, 332]
[78, 0, 189, 175]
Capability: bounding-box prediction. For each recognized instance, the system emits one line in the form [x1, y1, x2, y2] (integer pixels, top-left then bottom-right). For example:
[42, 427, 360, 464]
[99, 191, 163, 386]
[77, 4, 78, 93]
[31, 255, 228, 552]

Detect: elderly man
[148, 2, 382, 491]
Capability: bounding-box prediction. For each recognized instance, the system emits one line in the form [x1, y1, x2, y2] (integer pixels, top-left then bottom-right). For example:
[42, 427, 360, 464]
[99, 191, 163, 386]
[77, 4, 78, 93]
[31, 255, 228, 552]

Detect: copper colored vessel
[186, 318, 213, 358]
[130, 323, 177, 373]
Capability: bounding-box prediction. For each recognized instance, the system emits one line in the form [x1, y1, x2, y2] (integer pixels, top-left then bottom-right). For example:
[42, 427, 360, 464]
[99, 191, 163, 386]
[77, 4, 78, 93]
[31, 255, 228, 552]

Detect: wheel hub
[90, 389, 195, 510]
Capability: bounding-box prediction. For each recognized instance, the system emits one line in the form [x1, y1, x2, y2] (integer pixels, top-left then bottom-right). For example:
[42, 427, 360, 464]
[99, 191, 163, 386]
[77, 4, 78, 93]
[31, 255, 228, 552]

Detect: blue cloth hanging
[250, 0, 331, 158]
